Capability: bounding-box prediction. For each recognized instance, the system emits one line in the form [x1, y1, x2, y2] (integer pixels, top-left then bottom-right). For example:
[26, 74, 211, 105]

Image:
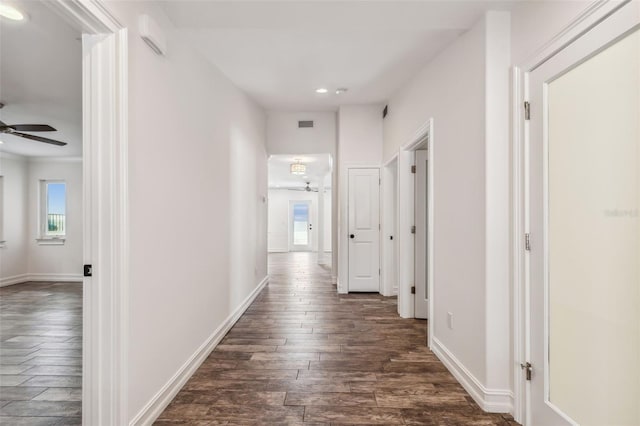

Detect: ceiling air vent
[298, 120, 314, 128]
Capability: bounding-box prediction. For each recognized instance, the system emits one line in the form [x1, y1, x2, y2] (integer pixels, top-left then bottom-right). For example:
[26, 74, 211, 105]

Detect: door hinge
[520, 362, 532, 380]
[411, 286, 416, 294]
[379, 178, 381, 185]
[524, 101, 531, 121]
[84, 264, 93, 277]
[411, 225, 416, 234]
[379, 268, 381, 276]
[525, 233, 531, 251]
[411, 165, 416, 174]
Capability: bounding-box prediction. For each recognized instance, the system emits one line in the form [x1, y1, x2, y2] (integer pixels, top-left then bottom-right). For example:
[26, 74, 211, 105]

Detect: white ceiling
[163, 1, 518, 111]
[0, 0, 82, 157]
[269, 154, 332, 189]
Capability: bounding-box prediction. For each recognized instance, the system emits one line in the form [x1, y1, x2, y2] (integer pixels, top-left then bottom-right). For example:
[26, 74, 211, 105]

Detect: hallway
[157, 253, 517, 425]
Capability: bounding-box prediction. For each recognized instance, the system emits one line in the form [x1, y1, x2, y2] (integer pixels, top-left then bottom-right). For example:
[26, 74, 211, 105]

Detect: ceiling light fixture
[0, 4, 24, 21]
[335, 88, 348, 95]
[290, 161, 306, 175]
[315, 88, 328, 94]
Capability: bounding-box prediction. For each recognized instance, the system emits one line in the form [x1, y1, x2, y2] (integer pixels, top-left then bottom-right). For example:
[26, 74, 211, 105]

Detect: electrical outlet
[447, 312, 454, 330]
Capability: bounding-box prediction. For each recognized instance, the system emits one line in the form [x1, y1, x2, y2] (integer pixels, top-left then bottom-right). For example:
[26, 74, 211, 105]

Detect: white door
[527, 4, 640, 425]
[348, 168, 380, 292]
[290, 200, 312, 251]
[414, 150, 429, 318]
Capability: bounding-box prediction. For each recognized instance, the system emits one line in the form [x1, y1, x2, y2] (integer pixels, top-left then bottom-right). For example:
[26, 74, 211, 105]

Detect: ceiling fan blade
[12, 132, 67, 146]
[9, 124, 57, 132]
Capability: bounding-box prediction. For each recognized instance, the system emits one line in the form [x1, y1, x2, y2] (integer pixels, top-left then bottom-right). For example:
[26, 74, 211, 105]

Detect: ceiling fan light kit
[290, 162, 306, 175]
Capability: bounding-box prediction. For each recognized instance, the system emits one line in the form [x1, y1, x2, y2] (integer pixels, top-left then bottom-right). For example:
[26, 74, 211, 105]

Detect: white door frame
[289, 199, 313, 252]
[512, 1, 635, 423]
[396, 119, 434, 339]
[47, 1, 129, 424]
[381, 154, 399, 297]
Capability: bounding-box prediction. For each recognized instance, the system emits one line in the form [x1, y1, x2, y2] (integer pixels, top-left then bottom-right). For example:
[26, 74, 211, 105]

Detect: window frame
[38, 179, 67, 243]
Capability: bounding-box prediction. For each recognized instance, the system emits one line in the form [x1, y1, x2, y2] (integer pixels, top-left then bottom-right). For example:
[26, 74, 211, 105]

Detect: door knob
[350, 234, 355, 239]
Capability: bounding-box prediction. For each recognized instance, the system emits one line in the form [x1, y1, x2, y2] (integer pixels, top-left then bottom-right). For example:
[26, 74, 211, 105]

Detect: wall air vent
[298, 120, 314, 128]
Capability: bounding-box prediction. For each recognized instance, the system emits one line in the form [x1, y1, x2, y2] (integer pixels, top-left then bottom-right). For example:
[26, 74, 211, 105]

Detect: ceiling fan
[0, 103, 67, 146]
[0, 120, 67, 146]
[288, 182, 318, 192]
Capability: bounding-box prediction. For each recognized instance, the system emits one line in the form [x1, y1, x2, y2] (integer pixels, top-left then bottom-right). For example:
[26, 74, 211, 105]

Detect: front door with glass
[290, 200, 312, 251]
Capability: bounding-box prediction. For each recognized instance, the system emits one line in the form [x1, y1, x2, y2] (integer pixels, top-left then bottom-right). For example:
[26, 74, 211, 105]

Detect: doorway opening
[267, 154, 333, 265]
[392, 118, 434, 333]
[0, 2, 84, 422]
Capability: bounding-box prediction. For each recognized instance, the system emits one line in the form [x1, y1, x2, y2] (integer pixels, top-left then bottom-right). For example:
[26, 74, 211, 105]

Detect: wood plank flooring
[157, 253, 518, 425]
[0, 281, 82, 425]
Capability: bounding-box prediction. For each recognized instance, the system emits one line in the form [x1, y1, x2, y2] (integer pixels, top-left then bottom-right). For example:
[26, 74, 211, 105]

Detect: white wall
[268, 188, 332, 253]
[267, 111, 336, 156]
[382, 11, 510, 407]
[0, 154, 29, 284]
[103, 2, 268, 422]
[27, 159, 83, 280]
[0, 155, 82, 286]
[337, 105, 384, 293]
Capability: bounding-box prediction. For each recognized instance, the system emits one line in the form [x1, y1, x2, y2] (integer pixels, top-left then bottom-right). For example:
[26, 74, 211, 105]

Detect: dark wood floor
[157, 252, 517, 425]
[0, 281, 82, 425]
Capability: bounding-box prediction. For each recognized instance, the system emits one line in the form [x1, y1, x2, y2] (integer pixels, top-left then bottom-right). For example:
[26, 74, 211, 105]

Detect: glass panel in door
[291, 201, 312, 250]
[544, 28, 640, 425]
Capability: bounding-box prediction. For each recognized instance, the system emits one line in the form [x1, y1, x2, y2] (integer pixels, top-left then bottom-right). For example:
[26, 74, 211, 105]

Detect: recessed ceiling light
[335, 88, 348, 95]
[315, 88, 328, 94]
[0, 4, 25, 21]
[0, 140, 4, 144]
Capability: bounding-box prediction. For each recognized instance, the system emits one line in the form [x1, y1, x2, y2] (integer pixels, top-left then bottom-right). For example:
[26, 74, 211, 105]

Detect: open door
[414, 150, 429, 319]
[526, 3, 640, 424]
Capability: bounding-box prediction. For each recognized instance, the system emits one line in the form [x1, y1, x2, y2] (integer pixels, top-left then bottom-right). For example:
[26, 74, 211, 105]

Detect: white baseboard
[268, 249, 288, 253]
[431, 337, 513, 414]
[0, 274, 30, 287]
[129, 275, 270, 426]
[1, 273, 83, 287]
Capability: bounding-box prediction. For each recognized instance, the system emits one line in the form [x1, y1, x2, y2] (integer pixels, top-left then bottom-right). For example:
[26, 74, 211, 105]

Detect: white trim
[511, 65, 526, 425]
[432, 337, 513, 414]
[28, 157, 83, 163]
[0, 274, 30, 287]
[129, 276, 270, 426]
[1, 273, 83, 287]
[267, 248, 289, 253]
[36, 238, 66, 246]
[521, 0, 630, 72]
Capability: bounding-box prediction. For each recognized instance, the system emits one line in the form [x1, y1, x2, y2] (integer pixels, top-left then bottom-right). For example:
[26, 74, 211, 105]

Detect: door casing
[46, 1, 130, 424]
